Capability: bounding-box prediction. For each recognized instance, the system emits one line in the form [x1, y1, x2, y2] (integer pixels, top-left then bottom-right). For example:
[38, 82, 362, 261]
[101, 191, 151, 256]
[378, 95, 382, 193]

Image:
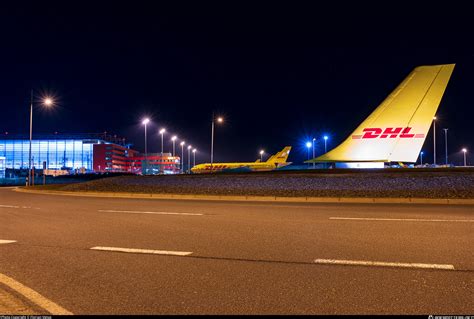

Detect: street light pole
[323, 136, 328, 168]
[160, 129, 166, 155]
[187, 145, 192, 173]
[28, 91, 54, 186]
[193, 149, 196, 168]
[159, 128, 165, 174]
[462, 148, 467, 166]
[171, 136, 177, 157]
[312, 138, 316, 169]
[210, 115, 223, 173]
[443, 128, 448, 165]
[433, 117, 437, 165]
[28, 90, 33, 186]
[180, 141, 185, 173]
[305, 142, 311, 167]
[420, 151, 424, 166]
[142, 118, 149, 175]
[260, 150, 264, 162]
[211, 117, 214, 172]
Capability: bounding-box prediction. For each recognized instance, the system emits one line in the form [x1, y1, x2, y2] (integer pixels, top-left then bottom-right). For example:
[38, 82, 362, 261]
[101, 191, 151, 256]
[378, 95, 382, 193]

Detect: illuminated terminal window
[0, 139, 94, 170]
[0, 156, 5, 178]
[0, 134, 181, 175]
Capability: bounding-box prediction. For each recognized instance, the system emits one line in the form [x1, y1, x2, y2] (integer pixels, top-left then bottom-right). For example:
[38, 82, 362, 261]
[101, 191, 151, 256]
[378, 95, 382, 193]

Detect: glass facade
[0, 139, 94, 170]
[0, 156, 5, 178]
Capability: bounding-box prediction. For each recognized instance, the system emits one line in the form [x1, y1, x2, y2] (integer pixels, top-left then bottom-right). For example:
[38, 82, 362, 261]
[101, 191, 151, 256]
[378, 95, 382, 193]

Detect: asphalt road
[0, 187, 473, 314]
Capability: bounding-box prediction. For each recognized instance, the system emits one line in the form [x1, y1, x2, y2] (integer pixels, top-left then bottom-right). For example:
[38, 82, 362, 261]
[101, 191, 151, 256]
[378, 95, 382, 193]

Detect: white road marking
[329, 217, 474, 223]
[0, 204, 35, 209]
[314, 258, 455, 270]
[90, 246, 193, 256]
[0, 272, 73, 315]
[98, 209, 203, 216]
[0, 240, 17, 244]
[0, 204, 20, 208]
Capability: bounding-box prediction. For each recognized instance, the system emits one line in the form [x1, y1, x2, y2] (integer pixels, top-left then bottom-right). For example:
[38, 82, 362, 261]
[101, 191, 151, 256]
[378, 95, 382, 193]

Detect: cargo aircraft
[306, 64, 455, 168]
[191, 146, 292, 173]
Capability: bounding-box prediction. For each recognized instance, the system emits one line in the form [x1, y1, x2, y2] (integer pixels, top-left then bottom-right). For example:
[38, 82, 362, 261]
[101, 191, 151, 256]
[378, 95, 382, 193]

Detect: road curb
[13, 187, 474, 205]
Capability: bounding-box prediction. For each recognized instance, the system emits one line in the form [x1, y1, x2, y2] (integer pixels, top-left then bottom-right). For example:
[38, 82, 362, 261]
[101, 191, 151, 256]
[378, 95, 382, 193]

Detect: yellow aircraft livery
[191, 146, 292, 173]
[307, 64, 455, 165]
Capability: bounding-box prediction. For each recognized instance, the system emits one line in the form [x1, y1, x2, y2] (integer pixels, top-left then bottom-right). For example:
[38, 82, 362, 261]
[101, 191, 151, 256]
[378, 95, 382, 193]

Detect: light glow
[462, 148, 467, 153]
[159, 128, 166, 134]
[142, 118, 150, 125]
[306, 142, 312, 148]
[217, 117, 223, 123]
[171, 136, 177, 141]
[43, 97, 53, 106]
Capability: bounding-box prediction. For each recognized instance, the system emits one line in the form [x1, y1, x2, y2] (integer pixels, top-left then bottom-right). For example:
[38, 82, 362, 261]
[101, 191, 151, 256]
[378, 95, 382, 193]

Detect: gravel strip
[55, 171, 474, 199]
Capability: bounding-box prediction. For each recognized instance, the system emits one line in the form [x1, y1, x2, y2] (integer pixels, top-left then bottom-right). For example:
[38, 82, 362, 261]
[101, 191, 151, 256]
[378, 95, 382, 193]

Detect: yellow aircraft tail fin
[266, 146, 292, 164]
[308, 64, 455, 163]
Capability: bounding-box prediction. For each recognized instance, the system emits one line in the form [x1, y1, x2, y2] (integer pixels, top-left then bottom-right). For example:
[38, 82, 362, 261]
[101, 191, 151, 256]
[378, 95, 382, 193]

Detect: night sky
[1, 3, 473, 165]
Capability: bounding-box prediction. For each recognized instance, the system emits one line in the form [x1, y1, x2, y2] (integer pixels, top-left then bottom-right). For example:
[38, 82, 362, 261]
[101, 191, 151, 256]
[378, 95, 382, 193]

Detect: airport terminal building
[0, 133, 181, 176]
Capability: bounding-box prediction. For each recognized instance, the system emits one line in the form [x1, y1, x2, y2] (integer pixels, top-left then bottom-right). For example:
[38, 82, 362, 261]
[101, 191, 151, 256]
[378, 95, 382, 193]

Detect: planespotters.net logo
[352, 127, 425, 139]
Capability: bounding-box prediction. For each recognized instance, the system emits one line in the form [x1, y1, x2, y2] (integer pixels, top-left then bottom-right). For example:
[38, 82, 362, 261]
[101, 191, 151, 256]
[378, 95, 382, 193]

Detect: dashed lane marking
[0, 205, 20, 209]
[314, 258, 455, 270]
[90, 246, 193, 256]
[0, 205, 34, 209]
[0, 240, 17, 245]
[98, 209, 203, 216]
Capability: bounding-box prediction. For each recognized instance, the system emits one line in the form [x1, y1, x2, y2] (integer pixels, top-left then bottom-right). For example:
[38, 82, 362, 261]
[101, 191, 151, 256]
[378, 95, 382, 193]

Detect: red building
[129, 153, 181, 174]
[93, 144, 181, 174]
[93, 143, 140, 172]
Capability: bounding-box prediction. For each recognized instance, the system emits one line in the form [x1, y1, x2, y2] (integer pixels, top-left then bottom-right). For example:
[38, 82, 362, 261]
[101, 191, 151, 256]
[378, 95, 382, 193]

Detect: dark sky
[1, 3, 473, 165]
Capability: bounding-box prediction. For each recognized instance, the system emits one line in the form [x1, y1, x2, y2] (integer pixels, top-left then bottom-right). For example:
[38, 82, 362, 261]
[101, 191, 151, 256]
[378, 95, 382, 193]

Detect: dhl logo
[352, 127, 425, 139]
